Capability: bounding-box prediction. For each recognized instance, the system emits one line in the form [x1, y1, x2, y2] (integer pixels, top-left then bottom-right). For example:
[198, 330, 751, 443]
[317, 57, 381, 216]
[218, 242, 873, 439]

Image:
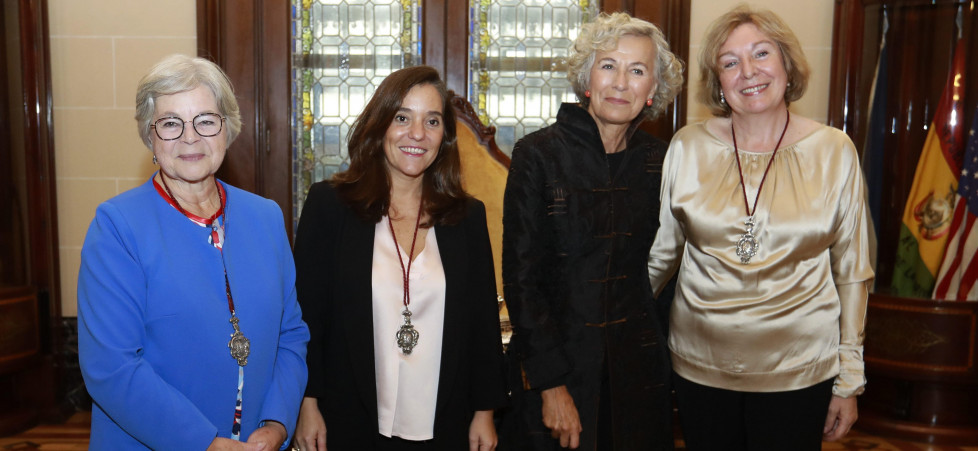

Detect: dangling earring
[719, 90, 726, 105]
[584, 90, 591, 98]
[153, 154, 158, 165]
[646, 98, 654, 107]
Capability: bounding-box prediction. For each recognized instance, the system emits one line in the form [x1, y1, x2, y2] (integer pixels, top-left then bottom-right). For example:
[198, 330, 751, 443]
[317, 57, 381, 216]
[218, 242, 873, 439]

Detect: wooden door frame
[197, 0, 690, 236]
[197, 0, 294, 235]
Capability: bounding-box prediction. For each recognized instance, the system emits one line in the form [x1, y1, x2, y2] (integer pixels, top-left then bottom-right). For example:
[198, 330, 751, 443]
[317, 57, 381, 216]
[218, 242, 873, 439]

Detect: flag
[890, 37, 967, 297]
[933, 106, 978, 301]
[862, 14, 889, 237]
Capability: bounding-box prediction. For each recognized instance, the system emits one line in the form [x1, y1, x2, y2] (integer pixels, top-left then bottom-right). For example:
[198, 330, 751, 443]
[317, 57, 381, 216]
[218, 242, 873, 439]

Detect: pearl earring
[153, 155, 158, 165]
[719, 90, 726, 105]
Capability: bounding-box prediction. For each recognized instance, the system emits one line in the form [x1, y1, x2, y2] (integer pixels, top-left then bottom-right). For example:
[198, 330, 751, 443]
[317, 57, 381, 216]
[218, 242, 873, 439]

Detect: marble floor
[1, 412, 976, 450]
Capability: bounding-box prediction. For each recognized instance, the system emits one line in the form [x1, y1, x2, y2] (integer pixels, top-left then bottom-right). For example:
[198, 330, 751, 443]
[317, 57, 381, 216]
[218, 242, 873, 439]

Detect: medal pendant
[395, 308, 420, 355]
[228, 315, 250, 366]
[736, 216, 759, 264]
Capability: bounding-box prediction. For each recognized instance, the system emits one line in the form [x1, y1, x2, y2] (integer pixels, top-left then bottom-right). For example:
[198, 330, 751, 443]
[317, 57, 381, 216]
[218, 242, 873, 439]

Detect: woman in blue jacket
[78, 54, 309, 450]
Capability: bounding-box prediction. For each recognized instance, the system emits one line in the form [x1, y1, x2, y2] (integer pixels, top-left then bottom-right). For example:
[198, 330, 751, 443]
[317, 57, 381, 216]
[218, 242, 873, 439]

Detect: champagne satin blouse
[647, 122, 874, 398]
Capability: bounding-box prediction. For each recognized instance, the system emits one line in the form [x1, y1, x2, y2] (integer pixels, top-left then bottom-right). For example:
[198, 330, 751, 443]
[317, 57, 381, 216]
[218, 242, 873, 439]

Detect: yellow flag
[891, 38, 967, 297]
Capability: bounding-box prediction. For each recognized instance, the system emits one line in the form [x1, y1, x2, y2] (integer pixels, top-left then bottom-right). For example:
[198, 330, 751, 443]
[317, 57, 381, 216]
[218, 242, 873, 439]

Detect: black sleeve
[293, 182, 340, 397]
[502, 140, 571, 390]
[465, 200, 510, 410]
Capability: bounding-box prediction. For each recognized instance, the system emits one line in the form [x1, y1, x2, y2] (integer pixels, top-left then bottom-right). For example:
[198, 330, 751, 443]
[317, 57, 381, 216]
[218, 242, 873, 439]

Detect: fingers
[468, 436, 497, 451]
[567, 430, 580, 449]
[823, 396, 858, 441]
[823, 405, 840, 436]
[541, 385, 582, 448]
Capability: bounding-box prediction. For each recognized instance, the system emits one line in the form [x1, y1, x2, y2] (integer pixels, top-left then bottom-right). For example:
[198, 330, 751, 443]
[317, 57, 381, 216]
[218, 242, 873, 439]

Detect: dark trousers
[673, 373, 833, 451]
[376, 434, 433, 451]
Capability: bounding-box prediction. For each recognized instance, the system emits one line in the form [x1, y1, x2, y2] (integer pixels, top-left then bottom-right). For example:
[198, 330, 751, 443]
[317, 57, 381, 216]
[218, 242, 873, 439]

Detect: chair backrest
[450, 92, 510, 300]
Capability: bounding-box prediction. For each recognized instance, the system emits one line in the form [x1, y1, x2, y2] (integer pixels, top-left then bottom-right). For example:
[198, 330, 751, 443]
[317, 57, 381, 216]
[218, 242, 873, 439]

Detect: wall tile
[798, 47, 833, 124]
[114, 38, 197, 109]
[118, 178, 150, 194]
[50, 37, 114, 108]
[56, 179, 118, 248]
[54, 108, 153, 178]
[48, 0, 196, 37]
[59, 248, 81, 317]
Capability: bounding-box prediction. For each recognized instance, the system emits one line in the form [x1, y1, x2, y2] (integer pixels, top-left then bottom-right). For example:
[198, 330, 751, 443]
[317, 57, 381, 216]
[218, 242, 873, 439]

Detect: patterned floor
[1, 412, 976, 450]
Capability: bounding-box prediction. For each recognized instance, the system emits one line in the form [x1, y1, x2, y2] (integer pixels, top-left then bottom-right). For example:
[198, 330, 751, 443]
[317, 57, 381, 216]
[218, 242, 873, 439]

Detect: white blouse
[372, 220, 446, 440]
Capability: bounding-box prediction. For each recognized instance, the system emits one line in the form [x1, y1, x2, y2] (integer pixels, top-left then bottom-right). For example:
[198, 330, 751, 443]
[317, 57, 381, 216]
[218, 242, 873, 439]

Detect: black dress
[501, 103, 674, 450]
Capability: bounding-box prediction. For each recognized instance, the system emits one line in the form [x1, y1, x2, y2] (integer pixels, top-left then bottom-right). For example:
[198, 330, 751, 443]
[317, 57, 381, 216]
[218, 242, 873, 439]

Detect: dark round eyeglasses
[150, 113, 226, 141]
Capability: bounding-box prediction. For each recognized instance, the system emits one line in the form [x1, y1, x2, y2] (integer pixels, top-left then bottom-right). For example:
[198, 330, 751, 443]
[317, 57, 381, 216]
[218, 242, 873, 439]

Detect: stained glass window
[292, 0, 421, 217]
[469, 0, 598, 154]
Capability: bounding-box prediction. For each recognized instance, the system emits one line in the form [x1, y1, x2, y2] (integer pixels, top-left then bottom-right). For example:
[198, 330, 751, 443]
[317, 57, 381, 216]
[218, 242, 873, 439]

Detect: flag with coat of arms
[890, 36, 967, 298]
[933, 106, 978, 300]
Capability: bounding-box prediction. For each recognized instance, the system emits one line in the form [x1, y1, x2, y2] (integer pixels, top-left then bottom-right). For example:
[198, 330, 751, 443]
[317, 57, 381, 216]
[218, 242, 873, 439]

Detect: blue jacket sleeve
[256, 205, 310, 449]
[78, 202, 218, 450]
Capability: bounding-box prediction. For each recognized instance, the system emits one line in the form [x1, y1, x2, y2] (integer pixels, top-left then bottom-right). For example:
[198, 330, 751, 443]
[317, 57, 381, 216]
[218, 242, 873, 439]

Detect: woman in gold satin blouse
[646, 5, 874, 450]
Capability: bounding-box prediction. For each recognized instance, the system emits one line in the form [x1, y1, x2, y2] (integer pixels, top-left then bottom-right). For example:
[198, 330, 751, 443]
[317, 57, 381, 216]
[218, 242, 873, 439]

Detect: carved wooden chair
[449, 91, 512, 345]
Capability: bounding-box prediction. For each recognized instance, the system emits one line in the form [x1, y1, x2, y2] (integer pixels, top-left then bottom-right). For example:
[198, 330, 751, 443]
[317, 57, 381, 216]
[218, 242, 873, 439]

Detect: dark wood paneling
[18, 0, 60, 327]
[0, 288, 40, 373]
[860, 294, 978, 444]
[602, 0, 690, 140]
[197, 0, 294, 235]
[1, 0, 62, 434]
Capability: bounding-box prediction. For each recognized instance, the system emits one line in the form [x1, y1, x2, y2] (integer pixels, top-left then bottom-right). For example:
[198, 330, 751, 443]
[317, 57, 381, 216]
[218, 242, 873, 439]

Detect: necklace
[731, 110, 790, 264]
[159, 174, 250, 366]
[388, 200, 424, 355]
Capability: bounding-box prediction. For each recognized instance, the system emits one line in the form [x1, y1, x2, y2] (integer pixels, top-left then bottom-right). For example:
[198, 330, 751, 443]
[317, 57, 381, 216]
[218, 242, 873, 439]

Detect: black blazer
[294, 181, 507, 450]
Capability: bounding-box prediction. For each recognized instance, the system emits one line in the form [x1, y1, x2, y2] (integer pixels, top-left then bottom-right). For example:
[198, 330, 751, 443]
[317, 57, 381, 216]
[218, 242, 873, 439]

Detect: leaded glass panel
[292, 0, 421, 218]
[469, 0, 598, 154]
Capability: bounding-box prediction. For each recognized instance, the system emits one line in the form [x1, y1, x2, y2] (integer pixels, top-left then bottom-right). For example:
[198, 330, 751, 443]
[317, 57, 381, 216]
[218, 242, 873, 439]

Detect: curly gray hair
[567, 12, 685, 121]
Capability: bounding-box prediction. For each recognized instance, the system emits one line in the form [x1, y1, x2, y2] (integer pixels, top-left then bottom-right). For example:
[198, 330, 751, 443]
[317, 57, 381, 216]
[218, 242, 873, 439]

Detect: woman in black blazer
[292, 66, 507, 451]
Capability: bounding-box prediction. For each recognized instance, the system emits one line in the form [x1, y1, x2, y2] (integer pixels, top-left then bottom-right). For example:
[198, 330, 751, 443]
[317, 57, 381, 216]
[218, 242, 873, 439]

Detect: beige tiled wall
[50, 0, 196, 316]
[686, 0, 835, 125]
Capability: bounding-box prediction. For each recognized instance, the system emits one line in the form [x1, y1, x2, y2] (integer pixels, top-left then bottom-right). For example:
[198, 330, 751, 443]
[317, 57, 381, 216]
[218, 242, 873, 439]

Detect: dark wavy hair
[331, 65, 468, 226]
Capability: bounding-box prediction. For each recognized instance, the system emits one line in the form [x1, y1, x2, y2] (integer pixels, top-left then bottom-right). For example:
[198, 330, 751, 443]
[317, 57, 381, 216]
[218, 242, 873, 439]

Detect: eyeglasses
[151, 113, 226, 141]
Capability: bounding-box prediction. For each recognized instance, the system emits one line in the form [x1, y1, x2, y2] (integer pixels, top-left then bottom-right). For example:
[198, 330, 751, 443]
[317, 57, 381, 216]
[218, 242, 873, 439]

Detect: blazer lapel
[434, 219, 466, 417]
[338, 219, 379, 418]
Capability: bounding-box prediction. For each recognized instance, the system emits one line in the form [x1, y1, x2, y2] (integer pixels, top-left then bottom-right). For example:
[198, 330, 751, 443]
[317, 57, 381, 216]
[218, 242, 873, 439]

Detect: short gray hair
[567, 12, 685, 121]
[134, 54, 242, 149]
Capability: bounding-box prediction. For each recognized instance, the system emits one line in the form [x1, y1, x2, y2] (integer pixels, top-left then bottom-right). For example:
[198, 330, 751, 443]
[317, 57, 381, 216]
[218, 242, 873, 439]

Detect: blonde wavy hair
[698, 4, 810, 117]
[567, 12, 685, 121]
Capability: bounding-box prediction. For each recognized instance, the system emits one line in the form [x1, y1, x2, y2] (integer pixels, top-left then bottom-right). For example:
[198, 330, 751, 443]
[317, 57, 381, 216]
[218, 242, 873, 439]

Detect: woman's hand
[541, 385, 582, 449]
[294, 397, 327, 451]
[823, 395, 858, 441]
[206, 437, 263, 450]
[468, 409, 497, 451]
[247, 421, 287, 450]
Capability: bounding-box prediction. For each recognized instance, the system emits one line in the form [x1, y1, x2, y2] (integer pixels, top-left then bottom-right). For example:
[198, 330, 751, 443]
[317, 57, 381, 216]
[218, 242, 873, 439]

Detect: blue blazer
[78, 176, 309, 450]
